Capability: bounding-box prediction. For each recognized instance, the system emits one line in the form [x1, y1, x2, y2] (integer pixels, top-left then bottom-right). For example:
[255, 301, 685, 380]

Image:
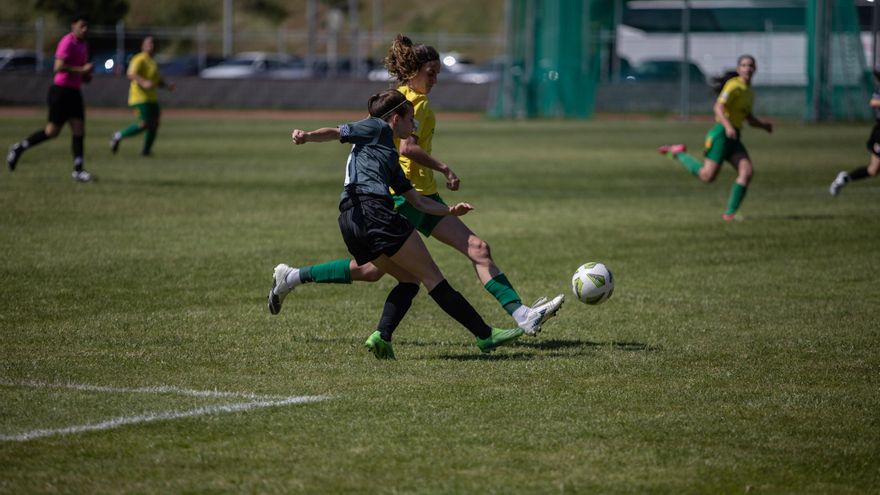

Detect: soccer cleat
[476, 327, 524, 354]
[71, 170, 93, 182]
[7, 144, 21, 171]
[267, 263, 297, 315]
[657, 143, 687, 156]
[518, 294, 565, 336]
[829, 171, 848, 197]
[364, 331, 396, 360]
[110, 133, 121, 154]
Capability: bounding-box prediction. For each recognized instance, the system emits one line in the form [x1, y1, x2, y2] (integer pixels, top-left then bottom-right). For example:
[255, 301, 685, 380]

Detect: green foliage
[34, 0, 129, 25]
[0, 113, 878, 493]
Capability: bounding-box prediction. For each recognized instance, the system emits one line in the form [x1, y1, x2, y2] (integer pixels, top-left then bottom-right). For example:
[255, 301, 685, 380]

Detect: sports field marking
[0, 380, 330, 442]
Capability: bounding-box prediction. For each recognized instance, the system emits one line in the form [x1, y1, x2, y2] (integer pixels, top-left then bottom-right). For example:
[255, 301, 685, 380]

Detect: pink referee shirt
[53, 33, 88, 89]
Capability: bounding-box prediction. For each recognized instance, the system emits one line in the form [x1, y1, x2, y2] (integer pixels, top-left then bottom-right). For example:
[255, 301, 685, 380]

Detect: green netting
[491, 0, 612, 119]
[806, 0, 872, 121]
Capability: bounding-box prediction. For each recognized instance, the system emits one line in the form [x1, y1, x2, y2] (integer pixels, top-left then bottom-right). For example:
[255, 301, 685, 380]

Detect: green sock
[143, 128, 157, 155]
[673, 152, 702, 176]
[301, 259, 351, 284]
[484, 273, 522, 315]
[119, 123, 143, 139]
[725, 182, 748, 215]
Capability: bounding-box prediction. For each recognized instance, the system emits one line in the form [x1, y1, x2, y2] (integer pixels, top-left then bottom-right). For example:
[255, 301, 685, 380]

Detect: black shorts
[867, 123, 880, 157]
[47, 85, 84, 125]
[338, 193, 415, 266]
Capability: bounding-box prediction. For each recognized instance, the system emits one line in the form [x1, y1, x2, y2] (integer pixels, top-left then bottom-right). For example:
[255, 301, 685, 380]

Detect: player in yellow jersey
[658, 55, 773, 221]
[110, 36, 174, 156]
[269, 35, 564, 337]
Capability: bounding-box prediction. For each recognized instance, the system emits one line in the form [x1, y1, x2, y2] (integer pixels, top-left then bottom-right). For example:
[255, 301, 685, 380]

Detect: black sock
[377, 283, 420, 341]
[72, 135, 84, 171]
[21, 130, 50, 150]
[848, 166, 870, 181]
[428, 280, 491, 339]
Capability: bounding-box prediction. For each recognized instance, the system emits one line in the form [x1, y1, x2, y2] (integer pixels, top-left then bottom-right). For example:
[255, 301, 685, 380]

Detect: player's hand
[166, 81, 176, 92]
[82, 62, 94, 74]
[445, 169, 460, 191]
[725, 126, 737, 139]
[763, 121, 773, 134]
[292, 129, 308, 145]
[448, 202, 473, 216]
[142, 80, 155, 90]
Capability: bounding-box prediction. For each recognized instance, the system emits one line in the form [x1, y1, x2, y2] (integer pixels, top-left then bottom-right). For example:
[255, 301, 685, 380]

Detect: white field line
[0, 380, 331, 442]
[0, 379, 289, 400]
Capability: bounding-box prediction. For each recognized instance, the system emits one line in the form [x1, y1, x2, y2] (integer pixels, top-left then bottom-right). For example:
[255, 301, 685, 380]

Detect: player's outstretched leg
[267, 263, 301, 315]
[516, 294, 565, 336]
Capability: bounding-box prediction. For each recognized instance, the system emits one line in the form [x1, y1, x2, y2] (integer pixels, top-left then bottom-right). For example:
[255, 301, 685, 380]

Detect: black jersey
[338, 117, 413, 204]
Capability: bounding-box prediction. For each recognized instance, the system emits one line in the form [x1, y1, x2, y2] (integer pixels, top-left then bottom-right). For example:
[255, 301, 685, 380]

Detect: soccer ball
[571, 262, 614, 305]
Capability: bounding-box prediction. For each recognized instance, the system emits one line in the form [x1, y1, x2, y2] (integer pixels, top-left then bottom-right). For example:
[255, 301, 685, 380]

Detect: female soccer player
[658, 55, 773, 221]
[110, 36, 175, 156]
[271, 89, 524, 359]
[829, 74, 880, 196]
[269, 35, 563, 335]
[7, 14, 94, 182]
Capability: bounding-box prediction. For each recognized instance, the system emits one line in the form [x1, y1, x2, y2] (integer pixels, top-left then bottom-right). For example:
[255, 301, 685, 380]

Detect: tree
[34, 0, 129, 26]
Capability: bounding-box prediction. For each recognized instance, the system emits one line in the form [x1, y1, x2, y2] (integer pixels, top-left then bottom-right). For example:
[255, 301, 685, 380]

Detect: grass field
[1, 110, 878, 494]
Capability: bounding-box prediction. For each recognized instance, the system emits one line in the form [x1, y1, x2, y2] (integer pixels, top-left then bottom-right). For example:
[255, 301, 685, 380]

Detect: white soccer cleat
[829, 171, 848, 197]
[518, 294, 565, 336]
[71, 170, 93, 182]
[267, 263, 298, 315]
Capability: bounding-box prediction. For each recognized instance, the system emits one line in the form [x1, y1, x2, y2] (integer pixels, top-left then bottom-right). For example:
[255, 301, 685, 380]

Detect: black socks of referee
[429, 279, 492, 339]
[377, 283, 419, 342]
[72, 135, 84, 171]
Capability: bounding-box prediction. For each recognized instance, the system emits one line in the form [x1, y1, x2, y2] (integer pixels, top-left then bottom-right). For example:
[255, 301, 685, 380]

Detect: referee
[7, 14, 95, 182]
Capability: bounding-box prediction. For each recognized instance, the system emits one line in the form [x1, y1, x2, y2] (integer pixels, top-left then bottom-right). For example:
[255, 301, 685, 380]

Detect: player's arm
[54, 57, 93, 75]
[399, 136, 460, 191]
[713, 99, 737, 139]
[291, 127, 340, 145]
[401, 188, 471, 217]
[746, 113, 773, 134]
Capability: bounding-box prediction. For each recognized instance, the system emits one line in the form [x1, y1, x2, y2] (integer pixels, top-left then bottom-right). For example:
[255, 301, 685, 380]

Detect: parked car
[630, 59, 708, 84]
[0, 49, 51, 72]
[199, 52, 312, 79]
[156, 54, 224, 76]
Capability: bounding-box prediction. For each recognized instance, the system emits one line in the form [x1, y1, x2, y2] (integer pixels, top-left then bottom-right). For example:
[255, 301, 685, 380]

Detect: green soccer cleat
[476, 327, 524, 354]
[364, 331, 396, 360]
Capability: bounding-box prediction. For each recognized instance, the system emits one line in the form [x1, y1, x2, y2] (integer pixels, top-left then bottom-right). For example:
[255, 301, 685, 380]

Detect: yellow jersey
[396, 84, 438, 195]
[716, 76, 753, 130]
[127, 52, 160, 105]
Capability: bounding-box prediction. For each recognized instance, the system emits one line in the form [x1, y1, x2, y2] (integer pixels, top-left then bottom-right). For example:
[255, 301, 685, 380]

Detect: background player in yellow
[110, 36, 174, 156]
[657, 55, 773, 221]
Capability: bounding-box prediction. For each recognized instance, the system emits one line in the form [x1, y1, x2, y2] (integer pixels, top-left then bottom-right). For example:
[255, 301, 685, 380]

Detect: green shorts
[704, 123, 748, 164]
[392, 192, 446, 237]
[131, 102, 160, 122]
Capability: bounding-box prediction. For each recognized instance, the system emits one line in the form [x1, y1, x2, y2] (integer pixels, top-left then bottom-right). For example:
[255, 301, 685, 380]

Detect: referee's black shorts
[338, 193, 414, 266]
[47, 84, 84, 125]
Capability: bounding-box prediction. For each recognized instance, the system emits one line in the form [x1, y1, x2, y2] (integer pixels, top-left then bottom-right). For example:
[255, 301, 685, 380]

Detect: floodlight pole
[680, 0, 691, 121]
[223, 0, 234, 57]
[873, 0, 879, 73]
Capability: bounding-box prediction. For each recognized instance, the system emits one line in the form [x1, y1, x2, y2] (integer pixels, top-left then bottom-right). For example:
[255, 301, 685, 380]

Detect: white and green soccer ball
[571, 262, 614, 305]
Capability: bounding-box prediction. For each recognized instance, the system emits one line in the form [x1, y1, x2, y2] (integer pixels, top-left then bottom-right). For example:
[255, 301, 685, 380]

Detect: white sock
[511, 304, 530, 324]
[284, 267, 302, 289]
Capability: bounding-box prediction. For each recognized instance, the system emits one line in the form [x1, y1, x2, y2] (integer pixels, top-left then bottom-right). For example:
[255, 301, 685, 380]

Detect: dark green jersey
[338, 117, 413, 204]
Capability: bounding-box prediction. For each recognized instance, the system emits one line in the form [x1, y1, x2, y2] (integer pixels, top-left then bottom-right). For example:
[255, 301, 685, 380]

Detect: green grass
[1, 111, 878, 494]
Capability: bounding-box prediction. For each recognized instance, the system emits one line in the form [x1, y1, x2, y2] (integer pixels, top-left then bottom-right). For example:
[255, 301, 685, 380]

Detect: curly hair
[384, 34, 440, 84]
